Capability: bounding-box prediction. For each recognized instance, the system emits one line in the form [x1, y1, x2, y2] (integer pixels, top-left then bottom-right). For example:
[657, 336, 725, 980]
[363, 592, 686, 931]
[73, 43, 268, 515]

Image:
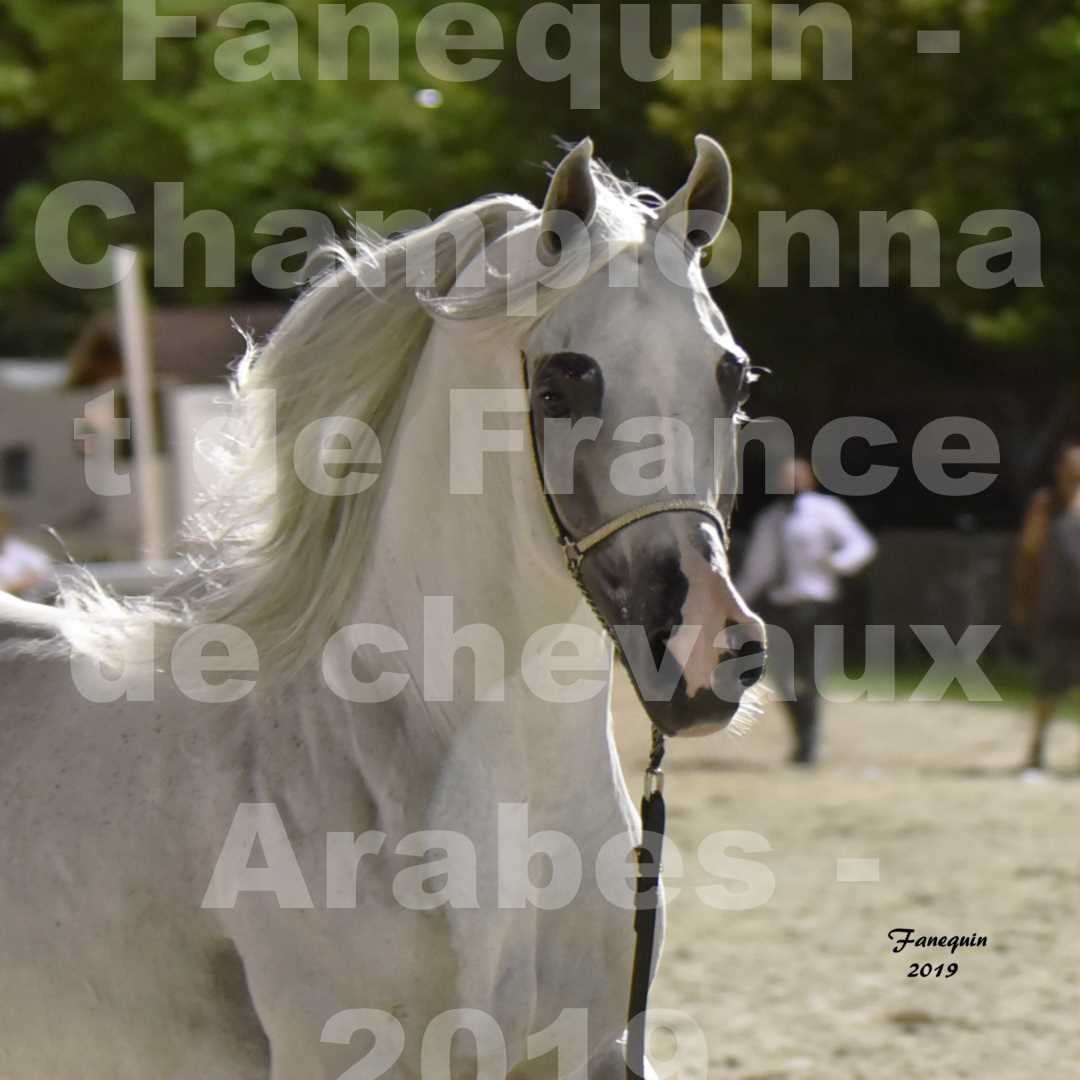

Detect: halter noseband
[562, 499, 729, 573]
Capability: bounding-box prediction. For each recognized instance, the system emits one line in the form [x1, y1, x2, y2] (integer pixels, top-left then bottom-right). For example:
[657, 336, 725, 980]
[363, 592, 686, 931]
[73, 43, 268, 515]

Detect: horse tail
[1, 569, 187, 666]
[0, 591, 64, 631]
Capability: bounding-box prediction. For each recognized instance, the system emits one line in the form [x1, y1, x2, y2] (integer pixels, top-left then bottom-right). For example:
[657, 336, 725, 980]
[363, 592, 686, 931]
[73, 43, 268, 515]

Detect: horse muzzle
[616, 621, 767, 736]
[580, 525, 767, 735]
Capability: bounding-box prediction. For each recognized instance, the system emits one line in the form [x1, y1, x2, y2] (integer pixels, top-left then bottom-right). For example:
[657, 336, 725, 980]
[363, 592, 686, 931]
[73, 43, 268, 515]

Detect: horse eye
[539, 391, 570, 418]
[717, 353, 745, 392]
[717, 351, 746, 377]
[739, 364, 770, 406]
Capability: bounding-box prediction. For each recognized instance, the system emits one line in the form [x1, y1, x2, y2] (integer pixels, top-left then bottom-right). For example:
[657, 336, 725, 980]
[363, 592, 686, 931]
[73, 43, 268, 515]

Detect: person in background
[738, 457, 878, 766]
[0, 507, 53, 599]
[1014, 440, 1080, 772]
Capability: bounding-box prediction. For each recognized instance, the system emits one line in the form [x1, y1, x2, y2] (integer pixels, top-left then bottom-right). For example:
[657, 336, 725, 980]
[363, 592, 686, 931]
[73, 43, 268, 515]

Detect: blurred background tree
[0, 0, 687, 350]
[0, 0, 1076, 509]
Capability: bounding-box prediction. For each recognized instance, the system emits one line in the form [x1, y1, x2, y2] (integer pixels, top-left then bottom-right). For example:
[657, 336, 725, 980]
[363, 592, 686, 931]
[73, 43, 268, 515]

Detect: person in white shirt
[738, 458, 878, 765]
[0, 508, 53, 599]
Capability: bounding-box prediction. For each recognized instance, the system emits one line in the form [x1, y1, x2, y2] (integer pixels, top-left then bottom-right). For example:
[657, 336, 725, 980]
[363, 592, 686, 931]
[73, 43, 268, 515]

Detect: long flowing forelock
[13, 167, 663, 676]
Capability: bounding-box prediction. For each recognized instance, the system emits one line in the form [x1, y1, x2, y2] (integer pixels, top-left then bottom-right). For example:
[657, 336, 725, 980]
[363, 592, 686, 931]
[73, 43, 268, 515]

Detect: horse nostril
[736, 639, 765, 688]
[647, 621, 677, 668]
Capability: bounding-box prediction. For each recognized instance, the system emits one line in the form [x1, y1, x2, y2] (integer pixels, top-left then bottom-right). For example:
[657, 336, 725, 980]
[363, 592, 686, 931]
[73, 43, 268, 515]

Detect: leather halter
[520, 350, 731, 576]
[521, 350, 727, 1080]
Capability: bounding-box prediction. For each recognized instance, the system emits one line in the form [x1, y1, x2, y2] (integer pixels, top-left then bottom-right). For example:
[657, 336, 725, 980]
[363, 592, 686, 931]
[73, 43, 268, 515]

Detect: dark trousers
[760, 600, 837, 763]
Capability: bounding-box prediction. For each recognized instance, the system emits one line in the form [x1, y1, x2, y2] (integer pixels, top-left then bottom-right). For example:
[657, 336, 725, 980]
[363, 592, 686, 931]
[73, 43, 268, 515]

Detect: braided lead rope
[626, 725, 667, 1080]
[647, 724, 666, 775]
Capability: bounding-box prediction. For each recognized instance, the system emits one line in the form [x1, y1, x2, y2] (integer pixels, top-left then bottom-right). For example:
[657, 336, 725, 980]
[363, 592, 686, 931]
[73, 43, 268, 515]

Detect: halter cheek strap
[520, 350, 731, 576]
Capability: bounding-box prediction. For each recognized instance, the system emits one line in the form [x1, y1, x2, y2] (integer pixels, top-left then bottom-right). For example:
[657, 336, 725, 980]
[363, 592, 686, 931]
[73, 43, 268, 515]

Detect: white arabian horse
[0, 136, 765, 1079]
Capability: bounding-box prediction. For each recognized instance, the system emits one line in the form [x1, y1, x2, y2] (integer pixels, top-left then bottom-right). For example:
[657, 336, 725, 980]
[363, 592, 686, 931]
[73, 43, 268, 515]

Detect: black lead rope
[626, 727, 666, 1080]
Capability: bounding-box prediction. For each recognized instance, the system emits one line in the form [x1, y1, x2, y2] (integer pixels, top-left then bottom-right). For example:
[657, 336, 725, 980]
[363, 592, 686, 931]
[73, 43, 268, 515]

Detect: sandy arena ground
[612, 675, 1080, 1080]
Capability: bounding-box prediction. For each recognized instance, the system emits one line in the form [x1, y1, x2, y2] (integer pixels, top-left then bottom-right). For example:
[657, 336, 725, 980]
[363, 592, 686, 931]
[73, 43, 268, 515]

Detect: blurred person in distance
[0, 505, 52, 599]
[1014, 440, 1080, 772]
[738, 456, 878, 766]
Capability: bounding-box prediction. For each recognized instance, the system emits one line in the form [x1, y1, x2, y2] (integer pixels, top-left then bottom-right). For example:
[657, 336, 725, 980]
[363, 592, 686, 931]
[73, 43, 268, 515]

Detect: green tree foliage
[653, 0, 1080, 360]
[0, 0, 692, 351]
[0, 0, 1076, 390]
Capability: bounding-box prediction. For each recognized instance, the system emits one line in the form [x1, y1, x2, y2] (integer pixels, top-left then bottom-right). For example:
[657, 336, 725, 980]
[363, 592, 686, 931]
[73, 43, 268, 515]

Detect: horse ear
[539, 138, 597, 257]
[657, 134, 732, 249]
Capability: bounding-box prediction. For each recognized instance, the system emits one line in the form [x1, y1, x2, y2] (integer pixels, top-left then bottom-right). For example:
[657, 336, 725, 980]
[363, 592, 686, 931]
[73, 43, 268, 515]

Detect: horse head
[523, 136, 767, 736]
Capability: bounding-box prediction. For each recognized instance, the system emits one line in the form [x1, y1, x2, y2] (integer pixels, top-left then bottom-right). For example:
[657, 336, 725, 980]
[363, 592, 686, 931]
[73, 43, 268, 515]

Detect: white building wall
[0, 385, 109, 559]
[1, 375, 236, 563]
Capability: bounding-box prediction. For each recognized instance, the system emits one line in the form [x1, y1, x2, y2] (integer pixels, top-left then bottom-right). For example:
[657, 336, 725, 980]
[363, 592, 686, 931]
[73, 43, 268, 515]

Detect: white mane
[4, 162, 663, 675]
